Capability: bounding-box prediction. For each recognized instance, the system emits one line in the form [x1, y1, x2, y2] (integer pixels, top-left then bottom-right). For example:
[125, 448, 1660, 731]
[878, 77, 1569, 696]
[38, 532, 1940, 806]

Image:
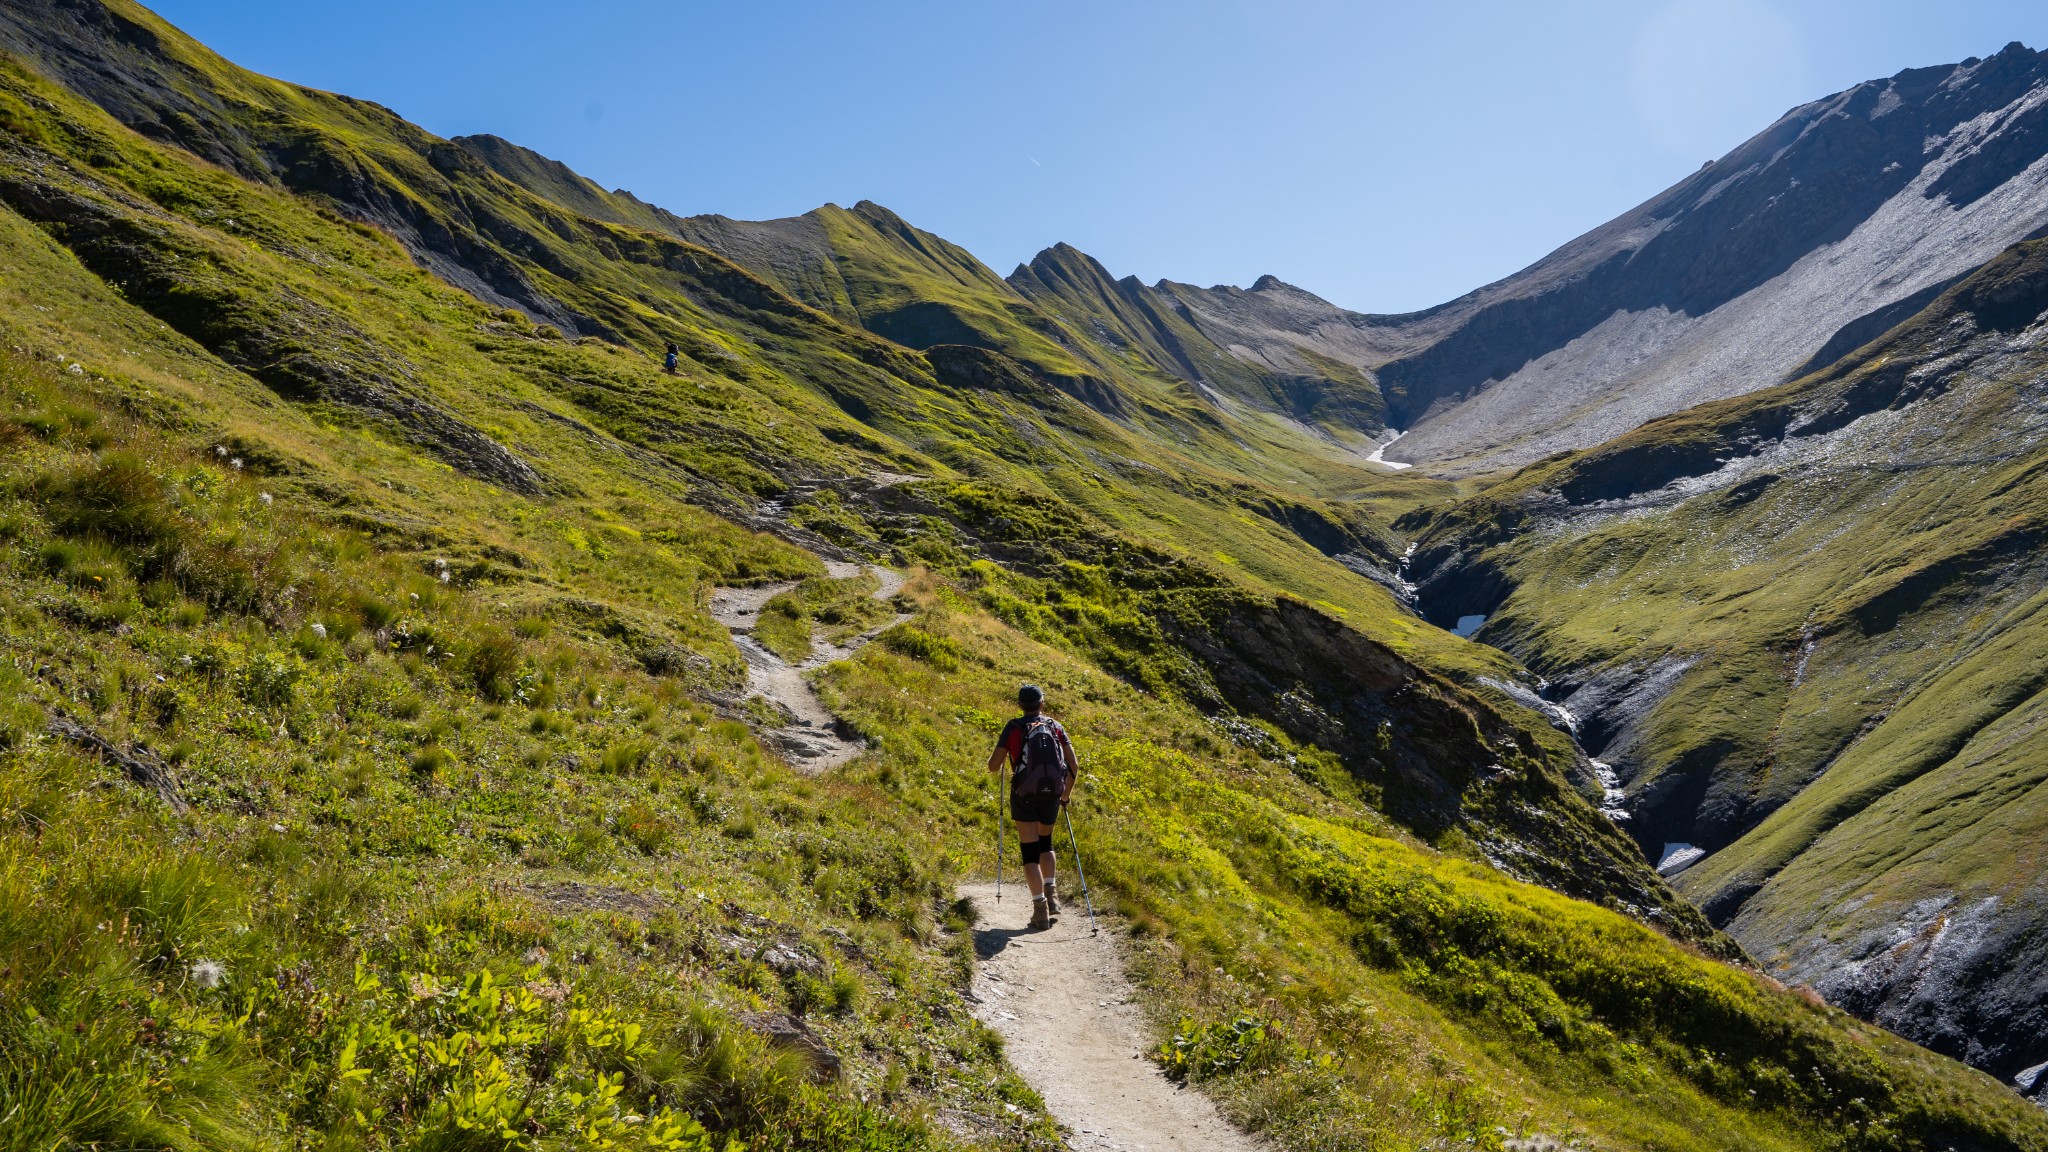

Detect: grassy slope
[1006, 242, 1389, 437]
[503, 149, 1429, 527]
[3, 332, 2041, 1148]
[0, 0, 1692, 923]
[1403, 236, 2048, 1062]
[0, 4, 2039, 1148]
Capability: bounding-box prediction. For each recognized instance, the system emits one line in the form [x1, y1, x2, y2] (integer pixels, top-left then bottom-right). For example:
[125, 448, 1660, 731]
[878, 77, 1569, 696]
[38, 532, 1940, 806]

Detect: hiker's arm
[986, 742, 1009, 775]
[1058, 730, 1079, 800]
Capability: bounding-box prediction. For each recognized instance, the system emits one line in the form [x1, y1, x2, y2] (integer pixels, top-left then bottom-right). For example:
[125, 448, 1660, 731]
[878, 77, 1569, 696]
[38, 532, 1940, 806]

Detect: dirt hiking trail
[707, 562, 905, 773]
[958, 882, 1264, 1152]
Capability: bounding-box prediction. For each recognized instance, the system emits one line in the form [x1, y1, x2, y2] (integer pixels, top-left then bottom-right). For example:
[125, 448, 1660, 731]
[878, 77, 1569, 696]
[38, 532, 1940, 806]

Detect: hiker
[663, 341, 680, 374]
[988, 684, 1079, 929]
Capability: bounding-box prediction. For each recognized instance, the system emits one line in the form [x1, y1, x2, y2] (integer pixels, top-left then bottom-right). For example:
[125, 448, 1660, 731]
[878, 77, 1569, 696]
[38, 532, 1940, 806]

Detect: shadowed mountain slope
[1404, 231, 2048, 1091]
[1006, 245, 1389, 440]
[1002, 43, 2048, 480]
[1368, 41, 2048, 473]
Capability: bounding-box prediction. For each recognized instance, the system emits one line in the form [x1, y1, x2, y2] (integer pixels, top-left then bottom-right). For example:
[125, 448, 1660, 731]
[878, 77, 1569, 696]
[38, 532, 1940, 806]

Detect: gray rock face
[1380, 42, 2048, 475]
[1771, 891, 2048, 1084]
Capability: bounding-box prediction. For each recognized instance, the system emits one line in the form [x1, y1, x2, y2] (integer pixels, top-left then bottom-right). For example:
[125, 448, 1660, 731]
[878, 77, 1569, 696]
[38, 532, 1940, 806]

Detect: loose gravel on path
[959, 882, 1264, 1152]
[707, 562, 905, 774]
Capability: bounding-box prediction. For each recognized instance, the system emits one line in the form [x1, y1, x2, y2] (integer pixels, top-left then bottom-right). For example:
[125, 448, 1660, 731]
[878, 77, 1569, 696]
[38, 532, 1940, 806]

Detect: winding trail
[707, 562, 905, 773]
[959, 882, 1264, 1152]
[713, 570, 1259, 1149]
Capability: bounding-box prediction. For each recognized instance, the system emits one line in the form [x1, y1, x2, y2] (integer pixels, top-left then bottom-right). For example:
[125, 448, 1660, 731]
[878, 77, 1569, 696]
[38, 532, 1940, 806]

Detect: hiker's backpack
[1015, 717, 1068, 799]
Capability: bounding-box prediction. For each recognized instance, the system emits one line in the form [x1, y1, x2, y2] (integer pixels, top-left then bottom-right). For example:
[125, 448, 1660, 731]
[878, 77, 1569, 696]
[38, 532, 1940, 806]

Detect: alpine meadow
[6, 3, 2048, 1150]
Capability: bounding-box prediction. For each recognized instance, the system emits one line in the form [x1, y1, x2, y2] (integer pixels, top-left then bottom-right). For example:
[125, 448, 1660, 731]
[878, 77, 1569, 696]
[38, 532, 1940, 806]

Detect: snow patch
[1657, 843, 1706, 875]
[1367, 430, 1412, 470]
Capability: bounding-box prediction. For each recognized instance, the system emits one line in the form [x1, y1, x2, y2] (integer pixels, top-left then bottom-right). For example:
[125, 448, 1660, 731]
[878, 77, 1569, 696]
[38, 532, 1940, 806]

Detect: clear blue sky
[148, 0, 2048, 314]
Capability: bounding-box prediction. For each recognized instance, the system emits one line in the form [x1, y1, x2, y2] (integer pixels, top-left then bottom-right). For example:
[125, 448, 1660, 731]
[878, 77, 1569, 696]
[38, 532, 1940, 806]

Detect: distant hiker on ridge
[663, 341, 680, 375]
[988, 684, 1079, 930]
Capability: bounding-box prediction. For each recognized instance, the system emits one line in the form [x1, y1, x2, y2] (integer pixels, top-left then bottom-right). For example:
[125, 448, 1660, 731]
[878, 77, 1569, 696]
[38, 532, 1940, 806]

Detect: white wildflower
[214, 445, 227, 458]
[309, 622, 327, 638]
[271, 823, 285, 833]
[438, 570, 450, 583]
[67, 363, 84, 376]
[230, 458, 243, 471]
[258, 492, 273, 506]
[189, 959, 228, 989]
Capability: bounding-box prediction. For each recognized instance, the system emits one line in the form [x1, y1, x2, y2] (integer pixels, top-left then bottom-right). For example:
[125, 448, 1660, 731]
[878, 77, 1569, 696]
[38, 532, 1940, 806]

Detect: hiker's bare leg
[1040, 821, 1057, 887]
[1015, 820, 1046, 898]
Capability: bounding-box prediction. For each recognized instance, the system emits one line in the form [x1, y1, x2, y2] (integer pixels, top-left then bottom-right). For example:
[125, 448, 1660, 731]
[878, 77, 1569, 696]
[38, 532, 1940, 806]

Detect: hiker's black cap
[1018, 684, 1043, 709]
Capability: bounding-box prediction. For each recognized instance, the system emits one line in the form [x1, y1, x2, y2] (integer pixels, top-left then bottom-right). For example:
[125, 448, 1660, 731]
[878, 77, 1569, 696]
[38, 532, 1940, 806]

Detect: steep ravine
[1397, 234, 2048, 1099]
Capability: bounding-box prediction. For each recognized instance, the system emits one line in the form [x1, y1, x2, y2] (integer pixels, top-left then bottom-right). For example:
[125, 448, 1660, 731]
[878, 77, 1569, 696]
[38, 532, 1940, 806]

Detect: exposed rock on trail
[708, 562, 905, 773]
[959, 883, 1263, 1152]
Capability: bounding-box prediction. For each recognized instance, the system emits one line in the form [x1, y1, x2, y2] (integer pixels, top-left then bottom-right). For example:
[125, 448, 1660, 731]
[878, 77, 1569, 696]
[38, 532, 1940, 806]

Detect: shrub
[238, 653, 301, 709]
[600, 742, 651, 775]
[1156, 1016, 1291, 1083]
[354, 593, 398, 630]
[619, 801, 671, 855]
[37, 451, 174, 546]
[166, 535, 267, 613]
[409, 745, 452, 778]
[38, 538, 124, 589]
[464, 627, 521, 702]
[754, 593, 811, 663]
[828, 967, 860, 1015]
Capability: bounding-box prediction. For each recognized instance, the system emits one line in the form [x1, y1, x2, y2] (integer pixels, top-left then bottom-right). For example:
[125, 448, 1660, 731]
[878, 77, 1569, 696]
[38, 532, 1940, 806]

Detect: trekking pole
[994, 767, 1003, 905]
[1061, 803, 1099, 935]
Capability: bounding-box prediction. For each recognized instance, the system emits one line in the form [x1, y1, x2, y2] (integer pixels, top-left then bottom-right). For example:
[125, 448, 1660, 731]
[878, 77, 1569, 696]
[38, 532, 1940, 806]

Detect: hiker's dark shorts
[1010, 792, 1063, 825]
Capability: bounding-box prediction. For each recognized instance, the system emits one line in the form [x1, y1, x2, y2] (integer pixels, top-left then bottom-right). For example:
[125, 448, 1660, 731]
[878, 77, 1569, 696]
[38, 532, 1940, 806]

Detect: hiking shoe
[1044, 883, 1061, 916]
[1029, 898, 1050, 930]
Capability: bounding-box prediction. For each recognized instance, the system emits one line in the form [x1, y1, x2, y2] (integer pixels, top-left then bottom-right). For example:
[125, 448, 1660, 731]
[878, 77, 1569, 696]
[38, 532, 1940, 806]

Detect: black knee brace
[1020, 837, 1044, 866]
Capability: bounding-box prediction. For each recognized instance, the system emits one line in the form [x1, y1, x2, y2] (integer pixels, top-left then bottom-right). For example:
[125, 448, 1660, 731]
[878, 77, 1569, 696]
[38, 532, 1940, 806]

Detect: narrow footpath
[707, 562, 906, 773]
[959, 882, 1264, 1152]
[713, 568, 1259, 1149]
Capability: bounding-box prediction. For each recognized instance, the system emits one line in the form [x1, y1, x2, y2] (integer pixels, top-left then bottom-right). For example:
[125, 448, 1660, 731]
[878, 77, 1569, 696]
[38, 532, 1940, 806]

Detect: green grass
[810, 578, 2048, 1151]
[0, 348, 1051, 1150]
[0, 6, 2039, 1148]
